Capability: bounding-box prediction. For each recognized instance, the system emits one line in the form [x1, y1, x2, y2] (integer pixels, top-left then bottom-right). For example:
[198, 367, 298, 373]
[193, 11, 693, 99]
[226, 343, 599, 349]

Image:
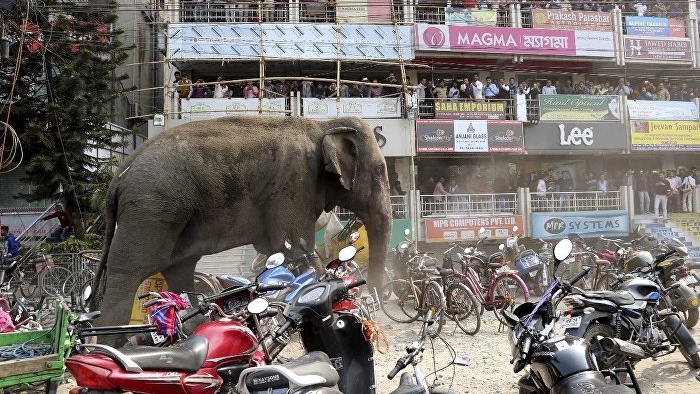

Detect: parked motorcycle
[502, 226, 547, 295]
[561, 248, 700, 374]
[241, 250, 445, 394]
[67, 283, 284, 394]
[502, 238, 642, 394]
[392, 228, 417, 280]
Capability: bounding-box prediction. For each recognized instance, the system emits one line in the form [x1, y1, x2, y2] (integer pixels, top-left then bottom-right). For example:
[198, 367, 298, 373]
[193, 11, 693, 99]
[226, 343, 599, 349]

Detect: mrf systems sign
[531, 211, 629, 239]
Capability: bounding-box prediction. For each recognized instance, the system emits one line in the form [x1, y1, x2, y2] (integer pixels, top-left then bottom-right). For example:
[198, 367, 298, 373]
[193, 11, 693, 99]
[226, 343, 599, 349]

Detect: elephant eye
[372, 165, 385, 180]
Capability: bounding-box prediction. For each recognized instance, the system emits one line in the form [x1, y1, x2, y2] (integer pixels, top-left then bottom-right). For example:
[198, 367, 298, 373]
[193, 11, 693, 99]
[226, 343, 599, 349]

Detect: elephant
[91, 116, 392, 335]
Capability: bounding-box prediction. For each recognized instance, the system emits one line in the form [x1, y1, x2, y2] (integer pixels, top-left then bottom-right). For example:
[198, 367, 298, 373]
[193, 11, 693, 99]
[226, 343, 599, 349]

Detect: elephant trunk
[359, 196, 392, 292]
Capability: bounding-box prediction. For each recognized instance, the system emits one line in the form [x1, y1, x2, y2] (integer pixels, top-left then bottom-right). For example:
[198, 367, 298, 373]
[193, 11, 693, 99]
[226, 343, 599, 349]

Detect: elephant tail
[91, 180, 119, 309]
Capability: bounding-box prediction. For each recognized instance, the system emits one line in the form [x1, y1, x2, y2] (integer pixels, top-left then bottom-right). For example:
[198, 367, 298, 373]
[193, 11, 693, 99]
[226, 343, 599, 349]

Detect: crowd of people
[171, 72, 406, 101]
[416, 165, 700, 221]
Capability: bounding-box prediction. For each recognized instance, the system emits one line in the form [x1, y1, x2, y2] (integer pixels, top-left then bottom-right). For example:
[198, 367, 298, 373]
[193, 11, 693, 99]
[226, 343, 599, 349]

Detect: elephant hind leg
[161, 256, 199, 294]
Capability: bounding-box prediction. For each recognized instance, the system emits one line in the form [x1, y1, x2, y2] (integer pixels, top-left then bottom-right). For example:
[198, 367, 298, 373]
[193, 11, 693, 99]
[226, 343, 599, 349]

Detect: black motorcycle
[503, 238, 641, 394]
[561, 249, 700, 374]
[392, 228, 417, 280]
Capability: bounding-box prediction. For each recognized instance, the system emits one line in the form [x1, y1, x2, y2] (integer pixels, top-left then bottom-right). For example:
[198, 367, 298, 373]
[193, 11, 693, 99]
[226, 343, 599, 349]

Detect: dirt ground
[56, 309, 700, 394]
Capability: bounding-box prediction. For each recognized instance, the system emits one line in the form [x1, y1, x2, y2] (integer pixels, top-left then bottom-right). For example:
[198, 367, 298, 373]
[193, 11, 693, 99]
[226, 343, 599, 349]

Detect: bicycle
[443, 241, 529, 326]
[555, 237, 619, 291]
[430, 265, 481, 335]
[380, 252, 446, 338]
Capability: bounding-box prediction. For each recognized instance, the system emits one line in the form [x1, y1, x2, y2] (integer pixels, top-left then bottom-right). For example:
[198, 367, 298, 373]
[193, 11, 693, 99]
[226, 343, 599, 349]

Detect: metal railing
[420, 193, 518, 217]
[333, 195, 408, 220]
[529, 191, 621, 212]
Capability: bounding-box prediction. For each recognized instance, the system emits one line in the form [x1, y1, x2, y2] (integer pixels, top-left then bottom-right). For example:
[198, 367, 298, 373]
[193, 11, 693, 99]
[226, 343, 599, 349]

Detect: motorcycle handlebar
[655, 249, 677, 264]
[521, 336, 532, 359]
[568, 267, 591, 287]
[346, 279, 366, 290]
[143, 298, 162, 308]
[387, 355, 409, 380]
[257, 283, 288, 293]
[275, 319, 293, 338]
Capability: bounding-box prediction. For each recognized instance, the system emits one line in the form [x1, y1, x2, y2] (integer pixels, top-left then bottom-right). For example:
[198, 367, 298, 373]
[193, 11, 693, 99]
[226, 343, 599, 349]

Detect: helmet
[623, 250, 654, 272]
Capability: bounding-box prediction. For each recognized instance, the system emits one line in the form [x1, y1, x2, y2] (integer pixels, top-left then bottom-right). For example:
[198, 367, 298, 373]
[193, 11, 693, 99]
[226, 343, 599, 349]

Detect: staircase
[195, 245, 259, 278]
[632, 214, 700, 261]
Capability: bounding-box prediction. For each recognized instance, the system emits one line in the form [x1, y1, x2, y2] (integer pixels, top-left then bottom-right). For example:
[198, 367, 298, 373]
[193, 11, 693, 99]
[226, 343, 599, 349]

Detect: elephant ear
[322, 127, 359, 191]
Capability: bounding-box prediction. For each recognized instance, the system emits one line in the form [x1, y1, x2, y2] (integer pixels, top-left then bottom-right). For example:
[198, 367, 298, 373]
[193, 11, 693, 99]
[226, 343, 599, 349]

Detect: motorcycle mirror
[349, 231, 360, 243]
[553, 238, 574, 262]
[82, 284, 92, 303]
[338, 245, 357, 262]
[265, 253, 286, 269]
[499, 244, 505, 251]
[247, 297, 270, 315]
[512, 226, 518, 233]
[284, 240, 292, 250]
[501, 310, 520, 328]
[478, 227, 488, 239]
[404, 228, 411, 236]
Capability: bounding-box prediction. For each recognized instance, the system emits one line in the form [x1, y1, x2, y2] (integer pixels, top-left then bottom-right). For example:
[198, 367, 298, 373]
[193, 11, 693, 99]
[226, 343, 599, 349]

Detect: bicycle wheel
[380, 279, 421, 323]
[446, 282, 481, 335]
[491, 274, 528, 325]
[423, 280, 445, 338]
[18, 270, 41, 299]
[595, 271, 618, 291]
[39, 266, 73, 296]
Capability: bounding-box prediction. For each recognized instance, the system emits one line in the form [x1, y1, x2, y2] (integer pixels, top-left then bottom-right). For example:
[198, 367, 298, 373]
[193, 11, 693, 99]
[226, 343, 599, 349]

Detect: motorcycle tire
[583, 323, 630, 383]
[664, 317, 700, 368]
[683, 307, 699, 329]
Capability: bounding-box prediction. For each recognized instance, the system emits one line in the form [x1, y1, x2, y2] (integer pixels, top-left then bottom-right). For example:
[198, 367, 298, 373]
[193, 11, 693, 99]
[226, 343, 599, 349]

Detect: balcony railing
[529, 191, 622, 212]
[333, 195, 408, 220]
[420, 193, 518, 217]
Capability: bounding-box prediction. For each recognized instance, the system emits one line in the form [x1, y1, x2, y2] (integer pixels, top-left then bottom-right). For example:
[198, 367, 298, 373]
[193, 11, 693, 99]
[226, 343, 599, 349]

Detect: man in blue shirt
[483, 76, 499, 101]
[1, 225, 21, 259]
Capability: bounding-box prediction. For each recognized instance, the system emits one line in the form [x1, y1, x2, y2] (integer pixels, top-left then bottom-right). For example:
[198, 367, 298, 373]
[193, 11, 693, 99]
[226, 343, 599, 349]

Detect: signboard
[416, 120, 524, 152]
[445, 8, 497, 26]
[624, 16, 686, 38]
[531, 9, 612, 31]
[168, 24, 414, 61]
[539, 95, 621, 121]
[415, 24, 615, 58]
[434, 100, 506, 120]
[531, 211, 629, 239]
[181, 98, 286, 120]
[130, 273, 169, 325]
[363, 118, 413, 157]
[631, 121, 700, 151]
[0, 210, 49, 237]
[523, 121, 626, 152]
[302, 97, 401, 118]
[624, 36, 692, 61]
[336, 0, 392, 23]
[425, 215, 524, 242]
[627, 100, 700, 121]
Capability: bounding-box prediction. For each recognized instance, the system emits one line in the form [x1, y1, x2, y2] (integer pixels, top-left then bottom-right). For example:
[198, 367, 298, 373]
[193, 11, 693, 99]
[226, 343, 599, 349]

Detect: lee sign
[425, 215, 524, 242]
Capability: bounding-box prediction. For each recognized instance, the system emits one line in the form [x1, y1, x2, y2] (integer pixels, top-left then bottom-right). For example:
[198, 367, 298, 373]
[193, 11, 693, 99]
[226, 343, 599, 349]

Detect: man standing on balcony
[542, 80, 557, 94]
[471, 75, 484, 101]
[654, 172, 671, 222]
[636, 170, 651, 215]
[483, 77, 499, 101]
[213, 76, 229, 98]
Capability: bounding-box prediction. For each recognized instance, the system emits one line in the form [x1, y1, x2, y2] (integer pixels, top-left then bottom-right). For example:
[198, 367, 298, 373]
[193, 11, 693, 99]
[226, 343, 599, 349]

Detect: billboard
[445, 8, 498, 26]
[181, 98, 286, 120]
[425, 215, 524, 242]
[631, 121, 700, 151]
[624, 16, 686, 37]
[531, 211, 629, 239]
[434, 100, 506, 120]
[539, 95, 621, 121]
[416, 120, 524, 153]
[624, 36, 692, 61]
[415, 24, 615, 58]
[336, 0, 392, 23]
[627, 100, 700, 121]
[523, 121, 626, 152]
[531, 9, 612, 31]
[302, 97, 402, 118]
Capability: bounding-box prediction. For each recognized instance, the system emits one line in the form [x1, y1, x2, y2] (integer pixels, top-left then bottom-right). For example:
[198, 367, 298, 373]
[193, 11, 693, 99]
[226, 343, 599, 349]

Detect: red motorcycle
[66, 283, 284, 394]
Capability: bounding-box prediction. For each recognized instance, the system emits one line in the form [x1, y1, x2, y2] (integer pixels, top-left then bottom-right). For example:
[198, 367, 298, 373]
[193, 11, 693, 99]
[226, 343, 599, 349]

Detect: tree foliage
[0, 0, 135, 237]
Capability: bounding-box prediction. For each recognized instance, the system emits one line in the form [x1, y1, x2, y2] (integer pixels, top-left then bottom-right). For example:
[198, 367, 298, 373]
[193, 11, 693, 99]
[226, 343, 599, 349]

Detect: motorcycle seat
[488, 262, 503, 269]
[242, 351, 339, 390]
[117, 334, 208, 372]
[576, 290, 635, 306]
[387, 372, 424, 394]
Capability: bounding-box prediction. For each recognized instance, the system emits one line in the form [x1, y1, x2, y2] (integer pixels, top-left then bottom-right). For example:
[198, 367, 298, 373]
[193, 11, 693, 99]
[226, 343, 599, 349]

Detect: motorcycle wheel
[583, 323, 629, 383]
[682, 307, 699, 329]
[380, 279, 421, 323]
[445, 282, 481, 336]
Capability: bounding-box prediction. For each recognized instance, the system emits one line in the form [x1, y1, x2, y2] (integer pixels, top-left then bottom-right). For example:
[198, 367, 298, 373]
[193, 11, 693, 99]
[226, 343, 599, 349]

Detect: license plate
[529, 271, 538, 278]
[151, 331, 166, 344]
[560, 316, 582, 329]
[679, 276, 698, 285]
